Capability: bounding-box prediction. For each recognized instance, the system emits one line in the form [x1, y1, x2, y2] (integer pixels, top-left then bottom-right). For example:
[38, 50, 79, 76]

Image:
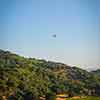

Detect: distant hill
[91, 69, 100, 82]
[91, 69, 100, 76]
[0, 49, 100, 99]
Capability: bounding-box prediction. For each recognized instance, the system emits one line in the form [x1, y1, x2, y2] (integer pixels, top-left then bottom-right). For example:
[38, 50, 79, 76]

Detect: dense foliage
[0, 49, 100, 99]
[70, 96, 100, 100]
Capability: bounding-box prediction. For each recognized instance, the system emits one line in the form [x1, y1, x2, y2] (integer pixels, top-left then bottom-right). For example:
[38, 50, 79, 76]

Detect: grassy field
[69, 96, 100, 100]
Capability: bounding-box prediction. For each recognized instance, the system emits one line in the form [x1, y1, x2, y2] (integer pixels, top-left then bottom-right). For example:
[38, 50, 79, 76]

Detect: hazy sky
[0, 0, 100, 70]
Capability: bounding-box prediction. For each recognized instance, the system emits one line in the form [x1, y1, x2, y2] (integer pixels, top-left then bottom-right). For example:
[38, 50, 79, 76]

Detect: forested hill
[91, 69, 100, 76]
[0, 49, 100, 99]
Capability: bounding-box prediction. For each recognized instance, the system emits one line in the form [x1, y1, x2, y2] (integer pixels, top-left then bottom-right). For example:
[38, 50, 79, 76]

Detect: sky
[0, 0, 100, 70]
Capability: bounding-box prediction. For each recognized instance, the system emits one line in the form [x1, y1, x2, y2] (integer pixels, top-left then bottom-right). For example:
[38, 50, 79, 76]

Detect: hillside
[0, 49, 100, 99]
[91, 69, 100, 77]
